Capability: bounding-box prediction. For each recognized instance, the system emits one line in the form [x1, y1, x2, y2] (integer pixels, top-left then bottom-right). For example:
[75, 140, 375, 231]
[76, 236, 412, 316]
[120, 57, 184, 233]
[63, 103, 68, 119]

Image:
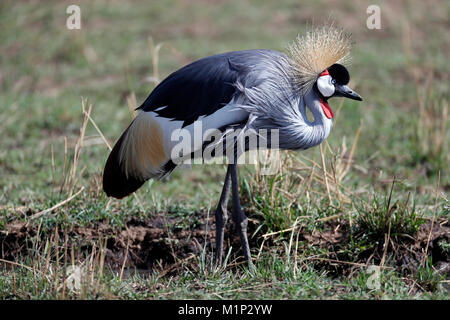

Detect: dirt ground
[2, 212, 448, 279]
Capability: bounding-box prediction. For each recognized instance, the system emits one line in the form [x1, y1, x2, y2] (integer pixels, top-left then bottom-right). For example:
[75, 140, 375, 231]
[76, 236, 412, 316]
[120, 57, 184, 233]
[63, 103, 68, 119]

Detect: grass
[355, 181, 424, 239]
[0, 0, 449, 299]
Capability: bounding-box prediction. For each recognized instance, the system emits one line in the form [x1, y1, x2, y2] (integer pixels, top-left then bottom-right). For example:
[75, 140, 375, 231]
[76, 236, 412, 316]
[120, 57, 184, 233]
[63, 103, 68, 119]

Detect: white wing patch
[155, 101, 249, 162]
[120, 101, 249, 178]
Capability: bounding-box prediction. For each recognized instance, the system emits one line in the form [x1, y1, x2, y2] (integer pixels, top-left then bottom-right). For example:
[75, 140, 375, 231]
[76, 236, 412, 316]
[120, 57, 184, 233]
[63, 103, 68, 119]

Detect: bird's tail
[103, 111, 168, 199]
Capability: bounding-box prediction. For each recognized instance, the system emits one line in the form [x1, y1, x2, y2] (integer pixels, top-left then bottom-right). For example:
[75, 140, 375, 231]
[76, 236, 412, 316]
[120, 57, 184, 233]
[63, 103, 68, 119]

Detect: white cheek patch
[317, 75, 335, 98]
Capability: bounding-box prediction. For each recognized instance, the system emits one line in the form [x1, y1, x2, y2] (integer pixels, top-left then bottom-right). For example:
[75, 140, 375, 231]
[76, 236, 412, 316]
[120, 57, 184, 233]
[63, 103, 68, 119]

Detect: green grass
[355, 182, 424, 239]
[0, 0, 449, 299]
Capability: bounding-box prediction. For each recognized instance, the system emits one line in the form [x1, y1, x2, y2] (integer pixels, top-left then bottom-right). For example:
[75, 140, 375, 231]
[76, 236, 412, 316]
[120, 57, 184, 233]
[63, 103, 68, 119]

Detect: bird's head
[314, 63, 362, 118]
[288, 26, 363, 119]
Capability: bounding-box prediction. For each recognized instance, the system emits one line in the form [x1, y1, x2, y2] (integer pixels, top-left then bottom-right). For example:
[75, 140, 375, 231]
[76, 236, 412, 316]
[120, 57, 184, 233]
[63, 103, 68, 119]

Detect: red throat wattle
[320, 98, 334, 119]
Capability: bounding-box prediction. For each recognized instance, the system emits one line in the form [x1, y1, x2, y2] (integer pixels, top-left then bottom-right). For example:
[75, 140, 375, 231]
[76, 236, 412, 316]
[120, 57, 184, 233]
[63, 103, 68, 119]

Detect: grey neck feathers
[298, 89, 333, 148]
[234, 52, 333, 151]
[240, 87, 333, 151]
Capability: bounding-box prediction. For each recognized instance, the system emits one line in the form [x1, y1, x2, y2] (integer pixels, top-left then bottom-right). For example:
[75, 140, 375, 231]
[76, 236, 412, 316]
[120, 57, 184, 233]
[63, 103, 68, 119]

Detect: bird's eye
[331, 79, 336, 85]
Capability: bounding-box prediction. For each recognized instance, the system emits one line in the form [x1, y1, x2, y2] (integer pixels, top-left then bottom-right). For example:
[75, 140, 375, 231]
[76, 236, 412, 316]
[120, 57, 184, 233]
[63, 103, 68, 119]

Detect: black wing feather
[138, 51, 257, 127]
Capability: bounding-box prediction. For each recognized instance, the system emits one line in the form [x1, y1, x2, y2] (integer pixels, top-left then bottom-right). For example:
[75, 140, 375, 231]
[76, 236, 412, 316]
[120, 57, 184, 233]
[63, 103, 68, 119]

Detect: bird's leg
[214, 165, 232, 265]
[230, 163, 251, 262]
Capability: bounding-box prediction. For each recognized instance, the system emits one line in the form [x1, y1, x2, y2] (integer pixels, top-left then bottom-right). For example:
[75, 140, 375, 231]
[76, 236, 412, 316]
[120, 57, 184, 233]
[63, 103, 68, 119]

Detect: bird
[103, 26, 363, 264]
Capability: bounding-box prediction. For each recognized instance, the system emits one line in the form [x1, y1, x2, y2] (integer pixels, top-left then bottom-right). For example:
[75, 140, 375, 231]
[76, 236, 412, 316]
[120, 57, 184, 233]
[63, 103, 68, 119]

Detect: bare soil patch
[1, 212, 448, 278]
[301, 218, 449, 278]
[0, 211, 260, 271]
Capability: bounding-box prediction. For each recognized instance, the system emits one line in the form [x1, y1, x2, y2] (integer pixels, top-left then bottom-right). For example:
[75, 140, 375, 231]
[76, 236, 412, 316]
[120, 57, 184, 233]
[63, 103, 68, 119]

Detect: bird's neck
[300, 90, 333, 148]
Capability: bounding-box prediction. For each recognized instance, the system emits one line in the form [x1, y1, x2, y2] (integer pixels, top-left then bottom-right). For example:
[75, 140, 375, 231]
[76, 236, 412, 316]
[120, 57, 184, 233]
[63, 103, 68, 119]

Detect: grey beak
[334, 84, 363, 101]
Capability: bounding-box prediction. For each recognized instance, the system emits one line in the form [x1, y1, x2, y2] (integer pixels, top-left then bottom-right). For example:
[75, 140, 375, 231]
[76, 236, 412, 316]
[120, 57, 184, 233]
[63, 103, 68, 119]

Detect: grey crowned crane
[103, 27, 363, 263]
